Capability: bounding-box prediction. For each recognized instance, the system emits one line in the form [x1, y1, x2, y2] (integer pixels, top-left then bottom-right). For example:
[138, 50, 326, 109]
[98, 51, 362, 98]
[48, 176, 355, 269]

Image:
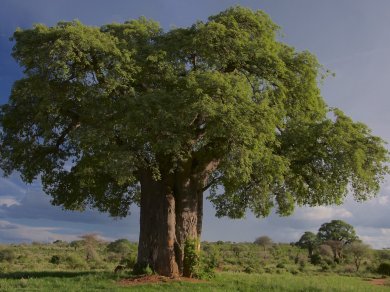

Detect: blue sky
[1, 0, 390, 247]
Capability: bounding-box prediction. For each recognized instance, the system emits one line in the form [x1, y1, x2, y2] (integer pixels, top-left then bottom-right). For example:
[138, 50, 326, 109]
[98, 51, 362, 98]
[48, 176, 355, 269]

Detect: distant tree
[107, 239, 132, 255]
[50, 255, 61, 265]
[70, 240, 83, 251]
[0, 249, 16, 263]
[318, 244, 334, 259]
[317, 220, 358, 262]
[296, 231, 317, 257]
[232, 245, 242, 258]
[344, 242, 371, 271]
[80, 233, 102, 261]
[254, 236, 273, 251]
[254, 236, 273, 260]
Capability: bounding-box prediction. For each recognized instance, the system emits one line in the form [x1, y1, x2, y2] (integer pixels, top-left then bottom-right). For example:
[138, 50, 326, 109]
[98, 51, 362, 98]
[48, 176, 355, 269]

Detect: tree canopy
[0, 6, 388, 219]
[317, 220, 358, 262]
[254, 235, 273, 247]
[317, 220, 358, 245]
[296, 231, 317, 257]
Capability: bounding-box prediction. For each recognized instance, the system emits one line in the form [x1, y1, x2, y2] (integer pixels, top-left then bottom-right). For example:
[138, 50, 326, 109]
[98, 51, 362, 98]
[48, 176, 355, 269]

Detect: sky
[0, 0, 390, 248]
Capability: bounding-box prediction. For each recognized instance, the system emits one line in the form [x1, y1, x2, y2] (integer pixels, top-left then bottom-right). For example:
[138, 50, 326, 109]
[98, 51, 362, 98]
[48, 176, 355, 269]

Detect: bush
[50, 255, 60, 265]
[65, 255, 88, 270]
[243, 265, 255, 274]
[276, 263, 285, 268]
[310, 254, 322, 265]
[183, 239, 200, 277]
[107, 239, 132, 255]
[377, 262, 390, 276]
[205, 246, 222, 268]
[192, 255, 216, 279]
[132, 263, 154, 276]
[321, 263, 330, 272]
[0, 249, 16, 263]
[120, 255, 137, 269]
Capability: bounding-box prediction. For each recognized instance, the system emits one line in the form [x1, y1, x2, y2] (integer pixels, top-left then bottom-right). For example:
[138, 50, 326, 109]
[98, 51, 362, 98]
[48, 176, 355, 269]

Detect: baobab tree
[0, 7, 388, 277]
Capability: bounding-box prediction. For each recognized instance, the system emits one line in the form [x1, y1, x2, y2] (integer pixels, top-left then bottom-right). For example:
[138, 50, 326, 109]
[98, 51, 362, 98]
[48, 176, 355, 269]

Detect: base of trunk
[137, 171, 179, 277]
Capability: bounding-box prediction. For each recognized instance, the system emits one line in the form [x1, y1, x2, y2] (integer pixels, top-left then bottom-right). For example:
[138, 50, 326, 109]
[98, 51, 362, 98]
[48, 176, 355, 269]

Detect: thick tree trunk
[137, 170, 179, 277]
[174, 160, 203, 277]
[136, 159, 217, 278]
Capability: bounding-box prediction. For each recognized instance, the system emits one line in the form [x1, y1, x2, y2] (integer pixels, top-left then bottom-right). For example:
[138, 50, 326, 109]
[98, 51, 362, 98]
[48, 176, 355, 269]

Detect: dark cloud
[0, 186, 137, 225]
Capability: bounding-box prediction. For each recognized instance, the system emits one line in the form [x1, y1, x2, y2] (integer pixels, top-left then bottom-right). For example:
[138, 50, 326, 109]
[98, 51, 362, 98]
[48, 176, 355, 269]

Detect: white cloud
[0, 220, 118, 243]
[296, 206, 353, 221]
[377, 195, 389, 206]
[356, 227, 390, 249]
[0, 196, 20, 207]
[0, 220, 78, 242]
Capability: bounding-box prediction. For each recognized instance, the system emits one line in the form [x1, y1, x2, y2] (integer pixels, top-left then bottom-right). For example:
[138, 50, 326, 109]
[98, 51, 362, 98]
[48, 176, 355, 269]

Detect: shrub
[0, 249, 16, 263]
[120, 255, 137, 269]
[132, 263, 154, 276]
[183, 239, 200, 277]
[50, 255, 60, 265]
[192, 255, 216, 279]
[321, 263, 330, 272]
[206, 246, 222, 268]
[310, 254, 322, 265]
[276, 263, 285, 268]
[299, 259, 306, 269]
[243, 265, 255, 274]
[107, 239, 132, 255]
[65, 255, 88, 270]
[377, 262, 390, 276]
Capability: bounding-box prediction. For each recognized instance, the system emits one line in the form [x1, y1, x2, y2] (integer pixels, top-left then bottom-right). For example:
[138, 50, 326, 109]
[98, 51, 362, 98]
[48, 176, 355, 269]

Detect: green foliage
[344, 242, 371, 271]
[70, 240, 83, 251]
[80, 234, 101, 262]
[316, 220, 359, 263]
[203, 244, 222, 268]
[192, 254, 216, 280]
[310, 254, 322, 265]
[0, 6, 388, 221]
[132, 263, 154, 276]
[0, 249, 16, 263]
[183, 238, 200, 277]
[317, 220, 358, 244]
[65, 255, 88, 270]
[377, 262, 390, 276]
[276, 262, 285, 268]
[49, 255, 60, 265]
[106, 239, 132, 255]
[254, 236, 273, 248]
[296, 231, 317, 256]
[0, 271, 388, 291]
[119, 254, 137, 269]
[243, 265, 255, 274]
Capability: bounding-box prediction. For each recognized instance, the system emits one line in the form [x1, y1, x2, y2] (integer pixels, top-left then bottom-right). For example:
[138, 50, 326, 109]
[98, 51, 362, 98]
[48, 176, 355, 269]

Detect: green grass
[0, 241, 390, 291]
[0, 271, 388, 291]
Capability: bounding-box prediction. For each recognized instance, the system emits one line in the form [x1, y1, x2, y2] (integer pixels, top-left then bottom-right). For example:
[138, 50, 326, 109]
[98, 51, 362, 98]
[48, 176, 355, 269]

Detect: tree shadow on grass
[0, 270, 105, 279]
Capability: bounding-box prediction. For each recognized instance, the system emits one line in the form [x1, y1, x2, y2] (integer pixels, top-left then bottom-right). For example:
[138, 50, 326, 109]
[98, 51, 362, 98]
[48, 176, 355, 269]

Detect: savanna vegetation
[0, 222, 390, 291]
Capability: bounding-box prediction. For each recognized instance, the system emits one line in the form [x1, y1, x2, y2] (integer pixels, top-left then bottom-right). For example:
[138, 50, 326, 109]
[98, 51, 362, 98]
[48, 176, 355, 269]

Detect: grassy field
[0, 271, 389, 291]
[0, 240, 389, 291]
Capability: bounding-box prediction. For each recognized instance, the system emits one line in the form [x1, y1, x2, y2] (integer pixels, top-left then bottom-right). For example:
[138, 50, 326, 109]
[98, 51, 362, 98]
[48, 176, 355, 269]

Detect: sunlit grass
[0, 271, 388, 291]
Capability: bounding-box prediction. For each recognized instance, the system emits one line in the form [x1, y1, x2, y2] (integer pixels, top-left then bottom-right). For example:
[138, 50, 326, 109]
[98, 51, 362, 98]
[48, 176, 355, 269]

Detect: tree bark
[136, 159, 218, 278]
[174, 160, 202, 277]
[137, 170, 179, 277]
